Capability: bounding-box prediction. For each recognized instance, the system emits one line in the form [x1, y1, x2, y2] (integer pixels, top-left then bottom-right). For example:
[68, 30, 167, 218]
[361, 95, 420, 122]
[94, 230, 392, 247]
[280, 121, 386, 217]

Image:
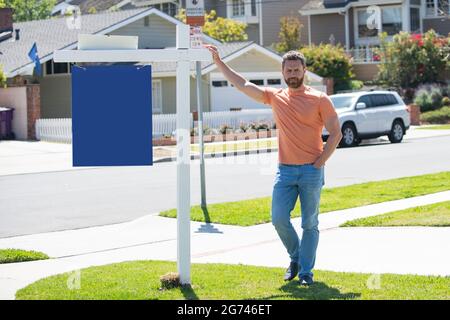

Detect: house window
[45, 60, 72, 75]
[357, 10, 379, 38]
[152, 80, 162, 113]
[410, 7, 421, 33]
[267, 79, 281, 85]
[251, 0, 257, 16]
[212, 80, 228, 87]
[232, 0, 245, 17]
[425, 0, 450, 16]
[249, 79, 264, 85]
[154, 3, 178, 17]
[382, 7, 402, 36]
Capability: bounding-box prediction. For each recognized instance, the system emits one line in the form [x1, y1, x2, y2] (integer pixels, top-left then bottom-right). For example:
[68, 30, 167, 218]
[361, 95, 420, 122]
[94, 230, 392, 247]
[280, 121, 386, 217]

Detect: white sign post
[54, 25, 211, 285]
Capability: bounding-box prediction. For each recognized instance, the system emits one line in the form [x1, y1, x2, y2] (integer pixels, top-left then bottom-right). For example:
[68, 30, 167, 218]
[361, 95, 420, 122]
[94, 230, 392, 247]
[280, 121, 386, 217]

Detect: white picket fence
[35, 109, 275, 143]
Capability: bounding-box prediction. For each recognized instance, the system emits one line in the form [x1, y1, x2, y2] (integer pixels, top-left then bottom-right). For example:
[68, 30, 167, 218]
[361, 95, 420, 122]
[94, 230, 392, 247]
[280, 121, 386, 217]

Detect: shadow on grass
[257, 281, 361, 300]
[180, 284, 199, 300]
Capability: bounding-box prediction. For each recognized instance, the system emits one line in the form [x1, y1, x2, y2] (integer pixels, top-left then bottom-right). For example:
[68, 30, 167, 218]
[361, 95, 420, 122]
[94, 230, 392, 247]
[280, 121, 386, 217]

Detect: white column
[402, 0, 411, 32]
[345, 10, 350, 51]
[258, 0, 263, 46]
[176, 24, 191, 285]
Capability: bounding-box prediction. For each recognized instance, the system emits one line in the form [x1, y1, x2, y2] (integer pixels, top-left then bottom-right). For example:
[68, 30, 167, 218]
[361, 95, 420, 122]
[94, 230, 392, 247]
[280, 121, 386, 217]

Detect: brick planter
[408, 104, 421, 126]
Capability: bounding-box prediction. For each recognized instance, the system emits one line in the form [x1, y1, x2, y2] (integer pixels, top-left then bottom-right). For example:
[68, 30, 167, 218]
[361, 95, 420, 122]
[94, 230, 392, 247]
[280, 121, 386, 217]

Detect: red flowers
[411, 33, 424, 47]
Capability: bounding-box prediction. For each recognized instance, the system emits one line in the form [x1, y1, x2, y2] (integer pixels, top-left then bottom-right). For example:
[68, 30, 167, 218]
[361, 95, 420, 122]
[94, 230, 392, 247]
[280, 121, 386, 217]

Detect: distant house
[299, 0, 450, 81]
[0, 7, 326, 119]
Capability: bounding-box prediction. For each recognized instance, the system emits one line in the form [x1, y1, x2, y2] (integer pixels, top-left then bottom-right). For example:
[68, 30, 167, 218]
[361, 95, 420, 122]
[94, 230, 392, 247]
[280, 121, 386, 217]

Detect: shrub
[442, 97, 450, 106]
[301, 44, 355, 92]
[0, 65, 6, 88]
[414, 84, 444, 112]
[219, 124, 233, 135]
[376, 30, 449, 90]
[421, 106, 450, 124]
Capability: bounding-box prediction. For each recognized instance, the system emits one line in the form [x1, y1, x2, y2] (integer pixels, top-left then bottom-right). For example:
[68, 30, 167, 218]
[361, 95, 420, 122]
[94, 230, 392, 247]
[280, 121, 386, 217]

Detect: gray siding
[262, 1, 310, 47]
[39, 75, 72, 118]
[310, 13, 346, 46]
[423, 18, 450, 36]
[246, 24, 260, 44]
[162, 76, 210, 114]
[110, 15, 176, 48]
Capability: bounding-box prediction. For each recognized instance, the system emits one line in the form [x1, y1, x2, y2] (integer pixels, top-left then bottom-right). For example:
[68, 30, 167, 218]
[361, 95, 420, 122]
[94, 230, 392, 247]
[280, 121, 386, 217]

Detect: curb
[153, 147, 278, 163]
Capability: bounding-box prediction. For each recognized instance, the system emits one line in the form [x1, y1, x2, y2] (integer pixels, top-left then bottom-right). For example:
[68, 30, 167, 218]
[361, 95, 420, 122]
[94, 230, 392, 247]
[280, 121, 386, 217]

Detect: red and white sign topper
[186, 0, 205, 26]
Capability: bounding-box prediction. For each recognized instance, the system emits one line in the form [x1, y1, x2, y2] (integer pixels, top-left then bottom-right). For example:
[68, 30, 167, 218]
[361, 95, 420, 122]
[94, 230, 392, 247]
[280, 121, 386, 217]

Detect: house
[0, 7, 326, 121]
[299, 0, 450, 80]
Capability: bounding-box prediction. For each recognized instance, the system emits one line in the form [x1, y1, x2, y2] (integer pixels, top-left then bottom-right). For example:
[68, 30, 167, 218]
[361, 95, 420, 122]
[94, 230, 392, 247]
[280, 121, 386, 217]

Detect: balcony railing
[347, 46, 381, 64]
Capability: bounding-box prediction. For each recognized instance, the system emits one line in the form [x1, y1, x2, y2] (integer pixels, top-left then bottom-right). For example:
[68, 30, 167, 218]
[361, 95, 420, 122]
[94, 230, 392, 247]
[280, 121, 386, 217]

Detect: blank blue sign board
[72, 65, 153, 166]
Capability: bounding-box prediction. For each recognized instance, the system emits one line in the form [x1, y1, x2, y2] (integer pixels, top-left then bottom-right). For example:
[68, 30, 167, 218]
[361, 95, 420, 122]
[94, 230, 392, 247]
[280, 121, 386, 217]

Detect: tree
[274, 15, 303, 54]
[301, 44, 355, 92]
[376, 30, 450, 101]
[176, 9, 248, 42]
[0, 0, 56, 22]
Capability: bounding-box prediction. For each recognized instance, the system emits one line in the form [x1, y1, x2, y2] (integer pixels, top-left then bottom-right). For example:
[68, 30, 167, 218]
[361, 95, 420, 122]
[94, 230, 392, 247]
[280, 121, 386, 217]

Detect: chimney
[15, 28, 20, 40]
[0, 8, 13, 33]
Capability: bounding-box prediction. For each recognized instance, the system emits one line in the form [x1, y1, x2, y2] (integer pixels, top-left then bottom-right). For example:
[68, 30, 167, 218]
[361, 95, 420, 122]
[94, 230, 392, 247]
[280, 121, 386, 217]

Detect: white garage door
[210, 72, 283, 112]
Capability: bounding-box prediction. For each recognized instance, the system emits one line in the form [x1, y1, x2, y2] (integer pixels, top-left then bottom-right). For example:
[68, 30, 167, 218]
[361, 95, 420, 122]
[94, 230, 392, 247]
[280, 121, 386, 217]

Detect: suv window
[356, 95, 372, 108]
[386, 94, 399, 105]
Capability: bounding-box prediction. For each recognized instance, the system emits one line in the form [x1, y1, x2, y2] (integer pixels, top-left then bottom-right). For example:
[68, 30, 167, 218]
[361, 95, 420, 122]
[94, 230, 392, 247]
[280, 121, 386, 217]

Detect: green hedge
[421, 106, 450, 124]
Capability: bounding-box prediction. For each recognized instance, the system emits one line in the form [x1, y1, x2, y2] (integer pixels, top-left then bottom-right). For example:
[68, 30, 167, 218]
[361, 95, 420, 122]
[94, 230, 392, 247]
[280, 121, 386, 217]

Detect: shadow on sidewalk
[257, 282, 361, 300]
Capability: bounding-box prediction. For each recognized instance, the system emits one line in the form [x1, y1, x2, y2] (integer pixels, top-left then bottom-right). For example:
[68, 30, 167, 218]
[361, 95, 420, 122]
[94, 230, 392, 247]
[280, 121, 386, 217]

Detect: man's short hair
[282, 51, 306, 69]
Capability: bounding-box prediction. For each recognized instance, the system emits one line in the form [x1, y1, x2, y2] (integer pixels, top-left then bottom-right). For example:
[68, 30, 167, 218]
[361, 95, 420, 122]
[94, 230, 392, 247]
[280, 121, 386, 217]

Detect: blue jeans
[271, 163, 325, 278]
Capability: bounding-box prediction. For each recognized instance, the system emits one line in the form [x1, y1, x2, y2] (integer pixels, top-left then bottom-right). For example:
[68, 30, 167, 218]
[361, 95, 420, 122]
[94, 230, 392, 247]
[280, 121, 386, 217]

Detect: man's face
[282, 60, 306, 89]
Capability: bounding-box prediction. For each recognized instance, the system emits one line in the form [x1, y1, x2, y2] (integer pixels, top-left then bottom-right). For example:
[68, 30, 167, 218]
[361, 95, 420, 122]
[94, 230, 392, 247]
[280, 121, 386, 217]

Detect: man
[205, 45, 342, 286]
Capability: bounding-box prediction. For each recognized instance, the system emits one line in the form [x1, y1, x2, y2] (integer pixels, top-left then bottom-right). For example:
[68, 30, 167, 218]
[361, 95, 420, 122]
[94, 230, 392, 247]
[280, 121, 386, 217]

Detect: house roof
[0, 7, 220, 77]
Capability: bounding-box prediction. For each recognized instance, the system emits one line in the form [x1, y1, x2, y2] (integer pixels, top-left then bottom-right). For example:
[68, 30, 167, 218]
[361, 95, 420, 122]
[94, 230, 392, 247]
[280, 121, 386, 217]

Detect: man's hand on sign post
[204, 44, 221, 64]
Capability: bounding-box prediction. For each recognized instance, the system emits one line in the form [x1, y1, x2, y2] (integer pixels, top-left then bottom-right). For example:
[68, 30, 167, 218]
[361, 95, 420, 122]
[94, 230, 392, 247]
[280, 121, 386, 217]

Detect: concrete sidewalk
[0, 190, 449, 300]
[0, 125, 449, 176]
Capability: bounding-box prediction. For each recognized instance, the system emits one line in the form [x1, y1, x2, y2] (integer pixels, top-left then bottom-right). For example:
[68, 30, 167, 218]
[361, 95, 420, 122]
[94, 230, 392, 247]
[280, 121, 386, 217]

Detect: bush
[0, 65, 6, 88]
[376, 30, 449, 90]
[442, 97, 450, 106]
[219, 124, 233, 135]
[421, 106, 450, 124]
[301, 44, 355, 92]
[414, 84, 444, 112]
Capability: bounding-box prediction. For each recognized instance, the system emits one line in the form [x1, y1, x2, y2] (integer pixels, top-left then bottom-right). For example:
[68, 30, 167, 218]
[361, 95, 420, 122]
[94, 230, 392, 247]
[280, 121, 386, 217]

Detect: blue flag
[27, 42, 42, 76]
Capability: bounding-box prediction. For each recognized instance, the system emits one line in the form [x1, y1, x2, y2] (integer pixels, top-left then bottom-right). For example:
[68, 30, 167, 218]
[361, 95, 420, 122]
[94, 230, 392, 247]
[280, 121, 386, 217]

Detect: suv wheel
[339, 123, 358, 148]
[388, 120, 404, 143]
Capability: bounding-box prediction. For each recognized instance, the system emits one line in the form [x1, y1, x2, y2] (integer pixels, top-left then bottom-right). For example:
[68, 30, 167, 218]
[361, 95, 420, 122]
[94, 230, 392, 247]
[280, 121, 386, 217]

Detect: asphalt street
[1, 135, 449, 238]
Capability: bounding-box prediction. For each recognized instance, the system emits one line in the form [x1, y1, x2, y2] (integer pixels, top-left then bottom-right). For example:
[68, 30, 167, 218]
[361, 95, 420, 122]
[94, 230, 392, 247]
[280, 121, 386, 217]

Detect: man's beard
[285, 76, 304, 89]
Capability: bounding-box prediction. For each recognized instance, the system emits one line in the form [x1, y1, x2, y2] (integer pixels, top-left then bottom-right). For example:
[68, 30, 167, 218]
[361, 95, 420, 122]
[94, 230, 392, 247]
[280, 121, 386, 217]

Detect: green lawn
[341, 201, 450, 227]
[418, 124, 450, 130]
[0, 249, 49, 264]
[159, 171, 450, 226]
[15, 260, 450, 300]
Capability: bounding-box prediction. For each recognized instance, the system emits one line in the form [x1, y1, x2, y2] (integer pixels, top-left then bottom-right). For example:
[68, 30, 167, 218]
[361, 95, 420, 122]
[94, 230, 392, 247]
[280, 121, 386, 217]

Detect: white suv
[323, 91, 411, 147]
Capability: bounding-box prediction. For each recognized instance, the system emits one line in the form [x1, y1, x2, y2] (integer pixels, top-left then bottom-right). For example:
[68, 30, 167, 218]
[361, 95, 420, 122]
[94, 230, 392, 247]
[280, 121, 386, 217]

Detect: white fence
[35, 109, 276, 143]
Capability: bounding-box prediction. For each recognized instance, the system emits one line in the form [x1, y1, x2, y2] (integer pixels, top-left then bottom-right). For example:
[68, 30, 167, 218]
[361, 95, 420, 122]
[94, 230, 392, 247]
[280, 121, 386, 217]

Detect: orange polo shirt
[263, 84, 337, 165]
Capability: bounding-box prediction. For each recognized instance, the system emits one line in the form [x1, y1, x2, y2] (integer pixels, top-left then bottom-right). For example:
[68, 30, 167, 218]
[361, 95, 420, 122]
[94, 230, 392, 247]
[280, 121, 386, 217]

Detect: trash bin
[0, 107, 15, 140]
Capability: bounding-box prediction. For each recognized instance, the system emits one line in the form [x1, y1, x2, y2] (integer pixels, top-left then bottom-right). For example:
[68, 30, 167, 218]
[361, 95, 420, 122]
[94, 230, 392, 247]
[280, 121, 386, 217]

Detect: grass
[15, 260, 450, 300]
[159, 171, 450, 226]
[0, 249, 49, 264]
[341, 201, 450, 227]
[191, 139, 277, 153]
[418, 124, 450, 130]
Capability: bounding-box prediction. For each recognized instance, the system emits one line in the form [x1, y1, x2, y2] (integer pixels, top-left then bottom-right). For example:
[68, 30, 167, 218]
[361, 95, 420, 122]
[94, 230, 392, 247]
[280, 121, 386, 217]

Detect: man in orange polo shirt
[206, 46, 342, 286]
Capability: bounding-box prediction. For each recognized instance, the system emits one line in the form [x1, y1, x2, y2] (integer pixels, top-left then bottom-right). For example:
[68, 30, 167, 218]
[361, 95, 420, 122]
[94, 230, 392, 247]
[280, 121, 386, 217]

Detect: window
[386, 94, 399, 105]
[357, 10, 378, 38]
[425, 0, 450, 16]
[249, 79, 264, 85]
[152, 80, 162, 113]
[251, 0, 257, 16]
[331, 96, 357, 109]
[370, 94, 392, 107]
[212, 80, 228, 87]
[356, 95, 373, 108]
[382, 7, 402, 36]
[45, 60, 72, 75]
[410, 7, 421, 34]
[232, 0, 245, 17]
[154, 3, 178, 17]
[356, 6, 402, 40]
[267, 79, 281, 85]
